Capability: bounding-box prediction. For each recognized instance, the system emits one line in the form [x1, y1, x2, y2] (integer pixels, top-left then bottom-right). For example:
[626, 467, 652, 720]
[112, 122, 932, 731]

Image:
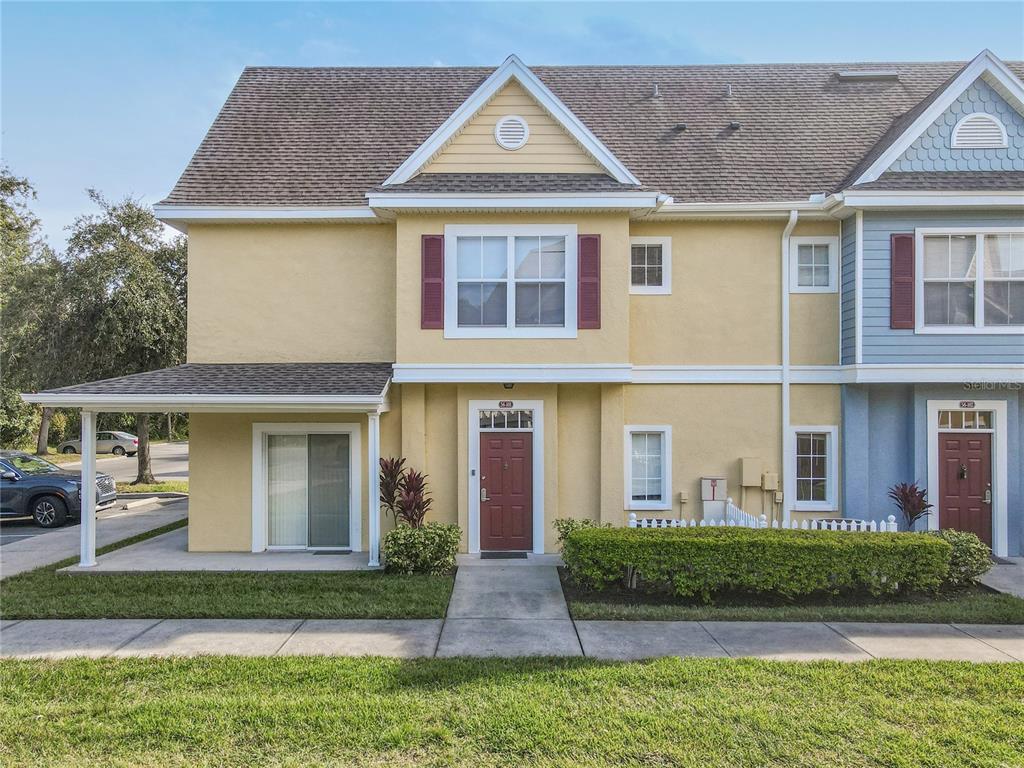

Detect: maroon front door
[938, 432, 993, 546]
[480, 433, 532, 550]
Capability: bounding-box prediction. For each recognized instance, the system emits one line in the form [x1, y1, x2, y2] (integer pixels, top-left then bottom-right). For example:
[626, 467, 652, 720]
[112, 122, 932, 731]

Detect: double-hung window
[444, 225, 578, 338]
[789, 237, 838, 293]
[624, 425, 672, 511]
[917, 228, 1024, 333]
[790, 426, 837, 512]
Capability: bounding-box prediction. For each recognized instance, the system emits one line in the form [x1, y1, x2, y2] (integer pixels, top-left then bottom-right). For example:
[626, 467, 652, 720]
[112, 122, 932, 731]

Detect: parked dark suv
[0, 451, 117, 527]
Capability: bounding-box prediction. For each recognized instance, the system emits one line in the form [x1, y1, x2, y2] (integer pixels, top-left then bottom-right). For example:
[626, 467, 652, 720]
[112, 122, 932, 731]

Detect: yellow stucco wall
[187, 223, 396, 363]
[423, 80, 604, 174]
[395, 212, 632, 364]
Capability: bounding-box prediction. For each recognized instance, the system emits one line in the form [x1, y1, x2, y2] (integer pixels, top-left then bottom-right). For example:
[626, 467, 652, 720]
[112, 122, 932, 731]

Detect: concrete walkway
[2, 562, 1023, 661]
[981, 557, 1024, 598]
[2, 617, 1021, 661]
[0, 499, 188, 578]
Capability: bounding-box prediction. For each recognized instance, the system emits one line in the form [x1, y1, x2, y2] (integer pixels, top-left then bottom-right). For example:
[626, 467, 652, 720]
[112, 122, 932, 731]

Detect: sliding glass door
[267, 433, 351, 549]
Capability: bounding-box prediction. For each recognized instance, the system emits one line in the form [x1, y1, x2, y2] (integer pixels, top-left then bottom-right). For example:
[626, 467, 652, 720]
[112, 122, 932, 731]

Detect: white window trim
[443, 224, 578, 339]
[623, 425, 673, 511]
[468, 400, 545, 554]
[914, 227, 1024, 335]
[789, 236, 839, 293]
[251, 422, 362, 553]
[926, 399, 1008, 557]
[789, 425, 838, 513]
[629, 236, 672, 295]
[951, 112, 1009, 149]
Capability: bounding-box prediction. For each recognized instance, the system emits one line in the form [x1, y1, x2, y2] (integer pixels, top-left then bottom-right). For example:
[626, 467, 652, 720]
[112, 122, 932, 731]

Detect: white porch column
[79, 410, 97, 567]
[367, 411, 381, 567]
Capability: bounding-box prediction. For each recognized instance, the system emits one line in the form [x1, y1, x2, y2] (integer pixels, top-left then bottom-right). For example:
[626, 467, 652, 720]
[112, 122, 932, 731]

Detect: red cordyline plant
[379, 457, 406, 523]
[395, 470, 433, 528]
[888, 482, 933, 529]
[379, 457, 433, 527]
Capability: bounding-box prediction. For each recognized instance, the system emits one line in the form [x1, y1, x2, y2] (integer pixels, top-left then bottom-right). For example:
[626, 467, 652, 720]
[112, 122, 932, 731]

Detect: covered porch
[23, 362, 393, 570]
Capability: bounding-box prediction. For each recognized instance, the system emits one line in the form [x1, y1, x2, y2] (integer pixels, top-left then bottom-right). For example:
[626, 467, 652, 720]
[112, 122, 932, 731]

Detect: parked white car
[57, 431, 138, 457]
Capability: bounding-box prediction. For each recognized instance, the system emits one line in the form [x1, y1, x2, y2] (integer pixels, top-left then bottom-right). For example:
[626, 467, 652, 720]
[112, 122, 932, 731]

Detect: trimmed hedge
[382, 523, 461, 575]
[926, 529, 992, 587]
[562, 526, 951, 601]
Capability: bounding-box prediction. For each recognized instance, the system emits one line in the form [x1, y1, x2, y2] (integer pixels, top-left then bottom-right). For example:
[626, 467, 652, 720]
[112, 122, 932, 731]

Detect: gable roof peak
[381, 54, 641, 187]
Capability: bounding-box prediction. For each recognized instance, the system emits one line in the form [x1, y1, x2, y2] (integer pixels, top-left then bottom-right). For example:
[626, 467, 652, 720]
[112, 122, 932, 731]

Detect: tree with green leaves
[60, 190, 187, 483]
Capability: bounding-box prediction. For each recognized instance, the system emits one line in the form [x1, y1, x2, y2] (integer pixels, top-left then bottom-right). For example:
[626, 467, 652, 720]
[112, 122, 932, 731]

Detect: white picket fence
[628, 498, 899, 532]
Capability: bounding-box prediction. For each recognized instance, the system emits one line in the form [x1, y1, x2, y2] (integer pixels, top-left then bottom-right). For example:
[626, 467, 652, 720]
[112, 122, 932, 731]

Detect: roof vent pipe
[725, 84, 733, 97]
[652, 83, 661, 98]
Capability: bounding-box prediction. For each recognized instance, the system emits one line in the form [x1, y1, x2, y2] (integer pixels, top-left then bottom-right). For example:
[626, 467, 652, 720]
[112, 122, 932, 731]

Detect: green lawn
[1, 657, 1021, 767]
[116, 480, 188, 494]
[562, 572, 1024, 624]
[0, 521, 453, 620]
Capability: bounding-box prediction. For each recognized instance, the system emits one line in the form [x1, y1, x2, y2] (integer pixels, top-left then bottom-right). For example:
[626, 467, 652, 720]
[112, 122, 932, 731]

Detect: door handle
[480, 487, 489, 502]
[984, 488, 992, 504]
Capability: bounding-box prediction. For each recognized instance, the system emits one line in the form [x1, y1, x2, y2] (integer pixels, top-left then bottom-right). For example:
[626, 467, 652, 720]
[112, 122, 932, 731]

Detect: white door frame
[925, 400, 1007, 557]
[252, 422, 362, 553]
[468, 400, 545, 554]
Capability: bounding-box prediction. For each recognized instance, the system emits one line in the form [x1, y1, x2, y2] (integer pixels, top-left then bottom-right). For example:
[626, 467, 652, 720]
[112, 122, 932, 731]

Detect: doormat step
[480, 551, 529, 559]
[312, 550, 353, 556]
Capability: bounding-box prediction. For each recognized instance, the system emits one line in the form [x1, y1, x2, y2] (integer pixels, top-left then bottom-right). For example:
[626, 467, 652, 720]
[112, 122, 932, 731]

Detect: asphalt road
[60, 441, 189, 483]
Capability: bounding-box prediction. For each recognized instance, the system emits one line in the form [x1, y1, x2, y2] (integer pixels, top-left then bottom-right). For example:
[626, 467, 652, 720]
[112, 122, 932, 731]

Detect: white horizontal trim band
[366, 193, 666, 210]
[392, 363, 632, 383]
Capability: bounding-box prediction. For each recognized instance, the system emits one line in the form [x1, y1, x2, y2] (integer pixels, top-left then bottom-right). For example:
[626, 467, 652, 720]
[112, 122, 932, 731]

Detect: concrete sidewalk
[0, 499, 188, 578]
[2, 617, 1021, 661]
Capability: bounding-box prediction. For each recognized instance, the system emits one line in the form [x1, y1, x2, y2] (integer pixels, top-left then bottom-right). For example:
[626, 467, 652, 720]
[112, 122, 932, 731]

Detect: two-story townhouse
[28, 50, 1023, 568]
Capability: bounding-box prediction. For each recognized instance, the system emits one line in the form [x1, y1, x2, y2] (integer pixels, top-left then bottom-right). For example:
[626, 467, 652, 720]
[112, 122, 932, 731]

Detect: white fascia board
[848, 364, 1024, 384]
[840, 192, 1024, 208]
[631, 365, 784, 384]
[647, 200, 831, 220]
[381, 54, 641, 186]
[366, 193, 665, 210]
[153, 205, 383, 225]
[853, 50, 1024, 185]
[21, 393, 386, 413]
[391, 363, 632, 383]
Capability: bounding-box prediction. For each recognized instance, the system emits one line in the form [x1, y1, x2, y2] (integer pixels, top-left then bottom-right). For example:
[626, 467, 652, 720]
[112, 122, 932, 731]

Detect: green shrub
[562, 526, 951, 602]
[382, 523, 461, 575]
[926, 529, 991, 587]
[553, 518, 610, 547]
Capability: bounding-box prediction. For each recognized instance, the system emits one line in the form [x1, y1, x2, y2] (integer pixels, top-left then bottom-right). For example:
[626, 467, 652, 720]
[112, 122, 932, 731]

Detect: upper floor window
[951, 113, 1008, 149]
[629, 236, 672, 294]
[789, 236, 838, 293]
[917, 229, 1023, 333]
[444, 225, 578, 339]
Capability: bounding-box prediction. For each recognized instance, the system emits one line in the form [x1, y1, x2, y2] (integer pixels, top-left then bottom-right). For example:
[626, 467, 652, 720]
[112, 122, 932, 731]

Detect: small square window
[790, 238, 838, 293]
[629, 238, 672, 294]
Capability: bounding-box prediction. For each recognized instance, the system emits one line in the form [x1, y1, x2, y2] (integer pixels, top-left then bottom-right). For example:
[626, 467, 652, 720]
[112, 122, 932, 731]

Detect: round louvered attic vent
[952, 113, 1008, 149]
[494, 115, 529, 150]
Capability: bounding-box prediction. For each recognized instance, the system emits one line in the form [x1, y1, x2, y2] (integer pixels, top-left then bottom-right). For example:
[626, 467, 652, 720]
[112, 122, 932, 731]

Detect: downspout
[781, 210, 799, 527]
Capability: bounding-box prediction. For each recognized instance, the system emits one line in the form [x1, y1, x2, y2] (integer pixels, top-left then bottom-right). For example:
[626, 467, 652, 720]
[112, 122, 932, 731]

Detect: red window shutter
[421, 235, 444, 329]
[890, 233, 915, 329]
[578, 234, 601, 329]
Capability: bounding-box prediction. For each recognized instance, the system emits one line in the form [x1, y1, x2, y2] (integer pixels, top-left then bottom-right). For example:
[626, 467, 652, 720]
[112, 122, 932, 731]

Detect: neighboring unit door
[938, 432, 993, 547]
[266, 433, 350, 549]
[479, 433, 532, 550]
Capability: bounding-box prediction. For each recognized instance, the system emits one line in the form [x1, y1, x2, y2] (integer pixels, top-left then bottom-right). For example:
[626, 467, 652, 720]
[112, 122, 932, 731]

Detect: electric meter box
[701, 477, 727, 501]
[740, 458, 762, 487]
[761, 472, 779, 491]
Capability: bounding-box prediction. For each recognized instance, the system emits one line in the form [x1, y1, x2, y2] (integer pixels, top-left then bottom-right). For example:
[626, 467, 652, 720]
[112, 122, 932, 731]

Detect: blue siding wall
[888, 77, 1024, 173]
[861, 210, 1024, 365]
[842, 384, 1023, 555]
[840, 216, 857, 365]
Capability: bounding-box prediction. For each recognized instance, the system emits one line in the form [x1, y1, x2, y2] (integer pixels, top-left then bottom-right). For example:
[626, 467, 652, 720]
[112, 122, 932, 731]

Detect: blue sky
[3, 1, 1023, 246]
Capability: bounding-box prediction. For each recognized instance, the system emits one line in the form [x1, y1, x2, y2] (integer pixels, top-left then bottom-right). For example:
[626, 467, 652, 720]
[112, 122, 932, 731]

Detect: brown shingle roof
[36, 363, 393, 397]
[850, 171, 1024, 191]
[162, 60, 1024, 206]
[370, 173, 647, 194]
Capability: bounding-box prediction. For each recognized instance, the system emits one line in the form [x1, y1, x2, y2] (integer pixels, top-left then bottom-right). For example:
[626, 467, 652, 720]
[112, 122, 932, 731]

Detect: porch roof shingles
[161, 60, 1024, 207]
[369, 173, 648, 194]
[32, 363, 394, 398]
[849, 170, 1024, 191]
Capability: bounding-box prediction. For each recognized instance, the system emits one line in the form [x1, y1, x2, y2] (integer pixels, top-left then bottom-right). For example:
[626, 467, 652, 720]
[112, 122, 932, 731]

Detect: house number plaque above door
[499, 400, 513, 408]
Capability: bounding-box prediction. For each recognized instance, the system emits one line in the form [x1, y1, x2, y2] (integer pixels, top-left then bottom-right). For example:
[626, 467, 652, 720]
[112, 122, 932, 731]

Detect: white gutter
[154, 205, 384, 232]
[21, 393, 388, 413]
[781, 209, 799, 526]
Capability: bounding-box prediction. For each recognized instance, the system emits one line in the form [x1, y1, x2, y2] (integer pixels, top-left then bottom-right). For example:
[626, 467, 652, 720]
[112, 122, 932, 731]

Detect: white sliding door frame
[252, 422, 362, 553]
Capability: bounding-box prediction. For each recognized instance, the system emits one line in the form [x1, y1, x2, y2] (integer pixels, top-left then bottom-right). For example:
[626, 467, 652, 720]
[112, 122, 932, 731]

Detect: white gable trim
[853, 49, 1024, 186]
[382, 54, 640, 187]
